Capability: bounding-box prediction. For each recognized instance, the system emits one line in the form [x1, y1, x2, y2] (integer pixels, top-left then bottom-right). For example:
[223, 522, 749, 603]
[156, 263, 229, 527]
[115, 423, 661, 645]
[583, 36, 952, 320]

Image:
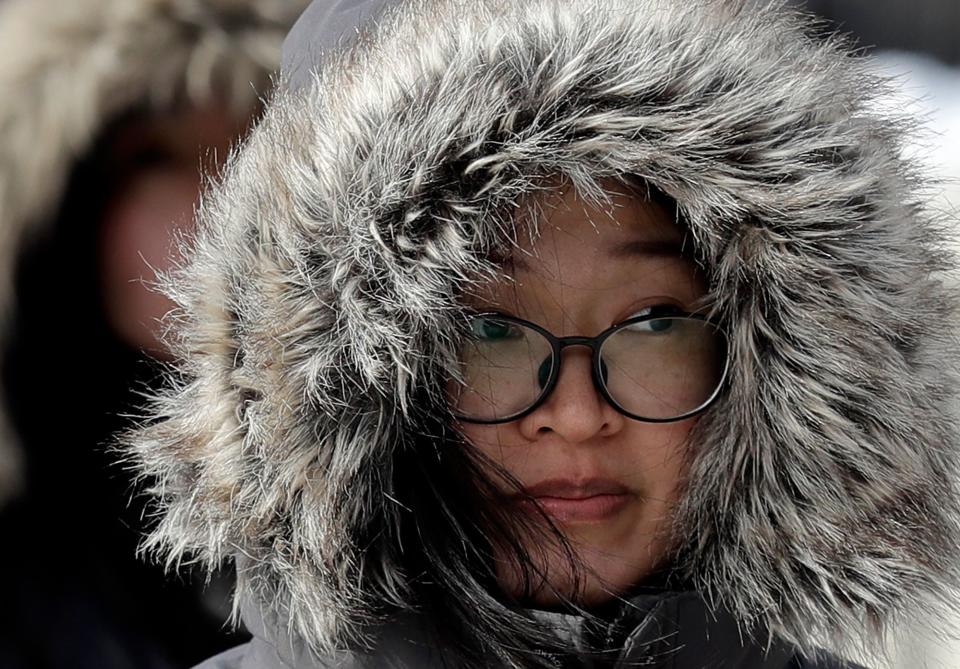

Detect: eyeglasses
[450, 309, 729, 424]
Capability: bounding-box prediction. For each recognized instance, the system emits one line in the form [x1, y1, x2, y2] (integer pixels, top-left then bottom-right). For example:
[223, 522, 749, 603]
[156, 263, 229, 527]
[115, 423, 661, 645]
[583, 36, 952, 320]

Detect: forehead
[464, 183, 700, 315]
[510, 184, 685, 269]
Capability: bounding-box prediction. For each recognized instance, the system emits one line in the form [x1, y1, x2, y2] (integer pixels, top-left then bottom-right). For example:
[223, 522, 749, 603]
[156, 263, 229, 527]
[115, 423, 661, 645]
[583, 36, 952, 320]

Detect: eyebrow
[606, 238, 687, 260]
[501, 237, 688, 271]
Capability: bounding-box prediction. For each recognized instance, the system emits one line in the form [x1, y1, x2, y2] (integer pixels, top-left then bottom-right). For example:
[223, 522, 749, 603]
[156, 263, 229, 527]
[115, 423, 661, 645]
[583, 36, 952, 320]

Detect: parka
[123, 0, 960, 667]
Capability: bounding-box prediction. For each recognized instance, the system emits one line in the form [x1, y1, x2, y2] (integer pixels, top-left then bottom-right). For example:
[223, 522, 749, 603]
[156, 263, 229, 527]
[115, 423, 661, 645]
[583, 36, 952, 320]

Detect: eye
[622, 304, 685, 333]
[468, 316, 521, 341]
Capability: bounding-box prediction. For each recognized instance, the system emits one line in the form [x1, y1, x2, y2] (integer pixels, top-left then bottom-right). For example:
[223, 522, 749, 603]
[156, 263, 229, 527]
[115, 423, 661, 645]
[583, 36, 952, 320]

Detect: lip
[513, 478, 633, 523]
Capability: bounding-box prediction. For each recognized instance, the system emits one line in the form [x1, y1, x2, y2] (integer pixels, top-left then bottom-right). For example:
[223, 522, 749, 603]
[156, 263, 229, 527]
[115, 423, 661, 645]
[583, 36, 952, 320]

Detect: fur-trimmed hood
[0, 0, 310, 507]
[127, 0, 960, 666]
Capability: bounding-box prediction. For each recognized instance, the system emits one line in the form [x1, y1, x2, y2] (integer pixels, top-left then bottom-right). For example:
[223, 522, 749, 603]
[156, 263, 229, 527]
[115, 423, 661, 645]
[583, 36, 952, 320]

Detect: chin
[496, 537, 667, 608]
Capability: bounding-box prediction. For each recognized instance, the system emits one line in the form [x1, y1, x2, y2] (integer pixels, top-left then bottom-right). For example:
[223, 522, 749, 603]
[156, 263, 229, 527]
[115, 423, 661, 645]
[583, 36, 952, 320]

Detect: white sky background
[873, 51, 960, 215]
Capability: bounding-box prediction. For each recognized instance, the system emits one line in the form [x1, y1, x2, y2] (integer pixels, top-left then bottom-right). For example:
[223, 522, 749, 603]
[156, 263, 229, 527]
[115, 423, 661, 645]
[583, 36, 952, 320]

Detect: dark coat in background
[124, 0, 960, 667]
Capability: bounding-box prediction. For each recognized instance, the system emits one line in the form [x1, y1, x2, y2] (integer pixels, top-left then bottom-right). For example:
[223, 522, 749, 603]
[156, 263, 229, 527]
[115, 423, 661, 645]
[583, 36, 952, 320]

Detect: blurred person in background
[0, 1, 306, 667]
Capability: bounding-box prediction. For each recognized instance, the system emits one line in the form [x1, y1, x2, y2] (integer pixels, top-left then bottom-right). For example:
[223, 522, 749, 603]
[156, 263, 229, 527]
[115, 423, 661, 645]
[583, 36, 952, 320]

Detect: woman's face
[456, 184, 707, 607]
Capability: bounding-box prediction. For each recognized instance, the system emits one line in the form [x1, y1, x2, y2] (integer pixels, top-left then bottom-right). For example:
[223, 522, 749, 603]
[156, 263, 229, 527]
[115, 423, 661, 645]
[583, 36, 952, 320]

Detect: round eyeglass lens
[452, 316, 553, 422]
[599, 316, 726, 420]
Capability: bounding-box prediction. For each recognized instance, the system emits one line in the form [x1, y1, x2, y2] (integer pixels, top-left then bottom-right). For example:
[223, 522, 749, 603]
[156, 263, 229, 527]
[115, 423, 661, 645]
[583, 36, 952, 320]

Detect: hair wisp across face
[452, 182, 716, 608]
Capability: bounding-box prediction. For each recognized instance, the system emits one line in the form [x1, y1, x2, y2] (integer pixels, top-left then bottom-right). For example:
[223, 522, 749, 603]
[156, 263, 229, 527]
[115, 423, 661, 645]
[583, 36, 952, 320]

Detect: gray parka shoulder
[124, 0, 960, 667]
[194, 592, 865, 669]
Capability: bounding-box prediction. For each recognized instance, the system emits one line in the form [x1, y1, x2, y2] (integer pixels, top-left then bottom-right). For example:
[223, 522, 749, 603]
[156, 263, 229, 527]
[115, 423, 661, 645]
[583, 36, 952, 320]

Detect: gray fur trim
[126, 0, 960, 660]
[0, 0, 309, 507]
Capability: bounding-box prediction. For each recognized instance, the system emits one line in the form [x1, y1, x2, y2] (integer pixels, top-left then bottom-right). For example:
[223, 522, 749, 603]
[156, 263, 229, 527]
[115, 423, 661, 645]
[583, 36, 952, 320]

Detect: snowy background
[876, 51, 960, 215]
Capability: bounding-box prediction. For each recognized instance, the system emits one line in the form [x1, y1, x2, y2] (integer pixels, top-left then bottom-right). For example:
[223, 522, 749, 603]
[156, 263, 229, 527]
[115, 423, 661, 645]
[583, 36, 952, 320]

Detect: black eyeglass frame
[452, 311, 730, 425]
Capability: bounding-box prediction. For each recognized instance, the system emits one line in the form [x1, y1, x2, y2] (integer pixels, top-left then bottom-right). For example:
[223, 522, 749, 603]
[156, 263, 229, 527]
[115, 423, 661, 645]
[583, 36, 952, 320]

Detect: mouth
[513, 478, 633, 524]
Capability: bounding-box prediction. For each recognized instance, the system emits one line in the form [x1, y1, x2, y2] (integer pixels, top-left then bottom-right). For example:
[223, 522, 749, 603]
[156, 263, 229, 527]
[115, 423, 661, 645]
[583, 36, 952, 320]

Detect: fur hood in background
[0, 0, 309, 507]
[126, 0, 960, 666]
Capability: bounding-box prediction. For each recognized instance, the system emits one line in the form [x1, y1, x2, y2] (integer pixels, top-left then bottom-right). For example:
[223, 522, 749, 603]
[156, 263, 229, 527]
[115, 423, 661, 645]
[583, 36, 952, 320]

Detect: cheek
[456, 421, 535, 490]
[626, 421, 692, 500]
[457, 422, 522, 461]
[98, 167, 200, 357]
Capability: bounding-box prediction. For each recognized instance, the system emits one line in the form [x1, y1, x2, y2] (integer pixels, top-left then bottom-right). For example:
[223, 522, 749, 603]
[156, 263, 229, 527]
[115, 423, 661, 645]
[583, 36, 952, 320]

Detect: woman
[126, 0, 960, 667]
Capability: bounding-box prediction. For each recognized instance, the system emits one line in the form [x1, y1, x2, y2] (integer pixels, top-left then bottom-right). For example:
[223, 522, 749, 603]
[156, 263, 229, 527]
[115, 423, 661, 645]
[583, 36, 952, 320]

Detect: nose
[517, 345, 624, 442]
